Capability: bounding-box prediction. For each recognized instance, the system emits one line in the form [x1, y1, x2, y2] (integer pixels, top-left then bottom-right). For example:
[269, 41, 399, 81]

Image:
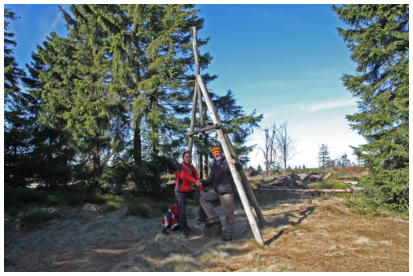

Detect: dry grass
[5, 196, 408, 272]
[202, 197, 408, 272]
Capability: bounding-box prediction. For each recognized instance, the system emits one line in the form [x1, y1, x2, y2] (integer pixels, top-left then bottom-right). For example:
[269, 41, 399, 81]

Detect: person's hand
[230, 158, 237, 164]
[195, 180, 202, 186]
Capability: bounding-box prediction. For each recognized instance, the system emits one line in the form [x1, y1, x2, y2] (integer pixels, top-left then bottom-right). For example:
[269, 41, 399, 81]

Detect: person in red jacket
[175, 151, 207, 237]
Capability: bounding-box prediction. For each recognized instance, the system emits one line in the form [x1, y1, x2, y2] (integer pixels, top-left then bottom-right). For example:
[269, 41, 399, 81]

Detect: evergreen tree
[334, 4, 409, 212]
[56, 5, 125, 189]
[32, 33, 82, 187]
[4, 9, 23, 96]
[4, 8, 35, 186]
[57, 4, 212, 192]
[318, 144, 330, 168]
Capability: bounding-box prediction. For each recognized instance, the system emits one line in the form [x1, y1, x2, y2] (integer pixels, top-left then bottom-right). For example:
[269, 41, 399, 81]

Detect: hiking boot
[221, 235, 232, 242]
[197, 216, 208, 223]
[181, 226, 190, 237]
[206, 220, 222, 228]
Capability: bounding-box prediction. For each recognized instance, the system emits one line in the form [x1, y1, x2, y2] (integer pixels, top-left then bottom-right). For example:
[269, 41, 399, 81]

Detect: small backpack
[161, 204, 179, 234]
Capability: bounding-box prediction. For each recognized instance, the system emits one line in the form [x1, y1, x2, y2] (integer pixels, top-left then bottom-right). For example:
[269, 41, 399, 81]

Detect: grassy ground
[4, 191, 408, 272]
[4, 167, 408, 271]
[5, 187, 174, 230]
[202, 196, 408, 272]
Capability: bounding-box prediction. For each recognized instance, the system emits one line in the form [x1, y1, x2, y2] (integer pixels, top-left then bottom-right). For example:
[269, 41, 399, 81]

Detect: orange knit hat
[211, 146, 222, 154]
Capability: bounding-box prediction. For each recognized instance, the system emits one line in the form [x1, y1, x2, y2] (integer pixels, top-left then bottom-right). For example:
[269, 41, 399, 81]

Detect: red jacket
[175, 162, 203, 192]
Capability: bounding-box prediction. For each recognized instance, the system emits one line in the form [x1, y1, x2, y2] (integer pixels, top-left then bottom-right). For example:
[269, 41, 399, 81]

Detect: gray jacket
[202, 156, 242, 194]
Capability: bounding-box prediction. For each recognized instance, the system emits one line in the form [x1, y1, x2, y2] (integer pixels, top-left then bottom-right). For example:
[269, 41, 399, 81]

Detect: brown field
[4, 195, 408, 272]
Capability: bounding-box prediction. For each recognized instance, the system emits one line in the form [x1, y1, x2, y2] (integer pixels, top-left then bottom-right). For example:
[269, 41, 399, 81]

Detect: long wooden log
[197, 84, 204, 127]
[256, 188, 365, 193]
[187, 83, 198, 153]
[188, 26, 201, 153]
[196, 74, 264, 246]
[191, 26, 264, 245]
[192, 27, 201, 76]
[222, 133, 266, 225]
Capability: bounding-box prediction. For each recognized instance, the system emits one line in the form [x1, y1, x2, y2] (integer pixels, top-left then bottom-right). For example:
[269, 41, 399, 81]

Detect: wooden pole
[222, 134, 266, 225]
[188, 83, 198, 153]
[191, 26, 264, 245]
[192, 27, 201, 76]
[197, 84, 204, 128]
[196, 75, 264, 246]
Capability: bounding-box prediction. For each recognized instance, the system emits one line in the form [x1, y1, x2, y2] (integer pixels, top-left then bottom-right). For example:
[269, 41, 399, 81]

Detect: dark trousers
[175, 189, 207, 230]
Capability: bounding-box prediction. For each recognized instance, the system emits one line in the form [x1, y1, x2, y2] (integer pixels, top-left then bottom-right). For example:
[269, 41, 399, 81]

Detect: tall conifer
[334, 4, 409, 211]
[62, 4, 212, 191]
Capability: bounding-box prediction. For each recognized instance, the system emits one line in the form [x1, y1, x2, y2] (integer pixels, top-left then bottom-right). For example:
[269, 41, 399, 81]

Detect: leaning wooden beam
[187, 83, 198, 153]
[196, 74, 264, 246]
[189, 26, 203, 154]
[192, 27, 201, 76]
[191, 26, 264, 245]
[222, 134, 266, 225]
[197, 84, 204, 128]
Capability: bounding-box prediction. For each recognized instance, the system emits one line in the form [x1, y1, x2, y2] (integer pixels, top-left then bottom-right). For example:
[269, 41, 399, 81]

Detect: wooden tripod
[187, 26, 266, 246]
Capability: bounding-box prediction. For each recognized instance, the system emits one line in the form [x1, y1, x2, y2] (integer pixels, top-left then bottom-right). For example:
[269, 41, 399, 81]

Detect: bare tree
[275, 122, 296, 170]
[260, 124, 278, 176]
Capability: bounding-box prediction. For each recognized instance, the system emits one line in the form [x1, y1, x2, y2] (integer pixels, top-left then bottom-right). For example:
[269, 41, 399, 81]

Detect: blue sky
[4, 3, 366, 168]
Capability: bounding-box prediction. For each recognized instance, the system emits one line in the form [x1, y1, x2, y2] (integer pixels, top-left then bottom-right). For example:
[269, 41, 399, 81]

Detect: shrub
[344, 195, 390, 217]
[18, 208, 59, 229]
[312, 179, 351, 190]
[127, 201, 153, 218]
[5, 187, 48, 210]
[73, 192, 105, 206]
[125, 196, 173, 217]
[102, 194, 126, 212]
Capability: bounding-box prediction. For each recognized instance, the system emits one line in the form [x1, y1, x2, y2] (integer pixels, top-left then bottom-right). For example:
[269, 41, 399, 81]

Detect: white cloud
[305, 98, 356, 113]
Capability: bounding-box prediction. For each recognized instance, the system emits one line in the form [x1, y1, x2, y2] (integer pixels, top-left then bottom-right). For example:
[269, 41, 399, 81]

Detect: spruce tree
[60, 4, 212, 192]
[32, 33, 82, 187]
[334, 4, 409, 212]
[5, 8, 24, 186]
[22, 52, 74, 187]
[58, 5, 125, 189]
[4, 9, 36, 186]
[318, 144, 331, 168]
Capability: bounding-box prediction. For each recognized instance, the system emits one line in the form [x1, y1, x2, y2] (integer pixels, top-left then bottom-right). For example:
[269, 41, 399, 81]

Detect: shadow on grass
[264, 206, 316, 246]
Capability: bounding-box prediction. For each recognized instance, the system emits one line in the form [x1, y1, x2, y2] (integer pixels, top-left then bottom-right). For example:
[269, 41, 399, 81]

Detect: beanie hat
[211, 146, 222, 155]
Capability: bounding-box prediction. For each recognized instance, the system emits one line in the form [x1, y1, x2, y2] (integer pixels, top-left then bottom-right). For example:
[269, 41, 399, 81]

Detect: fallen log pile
[254, 187, 365, 198]
[256, 188, 365, 193]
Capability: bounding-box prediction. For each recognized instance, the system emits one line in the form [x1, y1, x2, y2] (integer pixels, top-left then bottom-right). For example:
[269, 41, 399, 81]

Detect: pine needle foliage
[333, 4, 409, 212]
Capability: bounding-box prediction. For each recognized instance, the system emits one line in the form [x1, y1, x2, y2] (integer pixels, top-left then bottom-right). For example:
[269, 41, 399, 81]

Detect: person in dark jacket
[200, 146, 242, 241]
[175, 151, 207, 237]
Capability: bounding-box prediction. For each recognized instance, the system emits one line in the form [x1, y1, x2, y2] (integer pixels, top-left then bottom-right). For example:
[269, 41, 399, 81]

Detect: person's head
[182, 151, 192, 164]
[211, 146, 222, 160]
